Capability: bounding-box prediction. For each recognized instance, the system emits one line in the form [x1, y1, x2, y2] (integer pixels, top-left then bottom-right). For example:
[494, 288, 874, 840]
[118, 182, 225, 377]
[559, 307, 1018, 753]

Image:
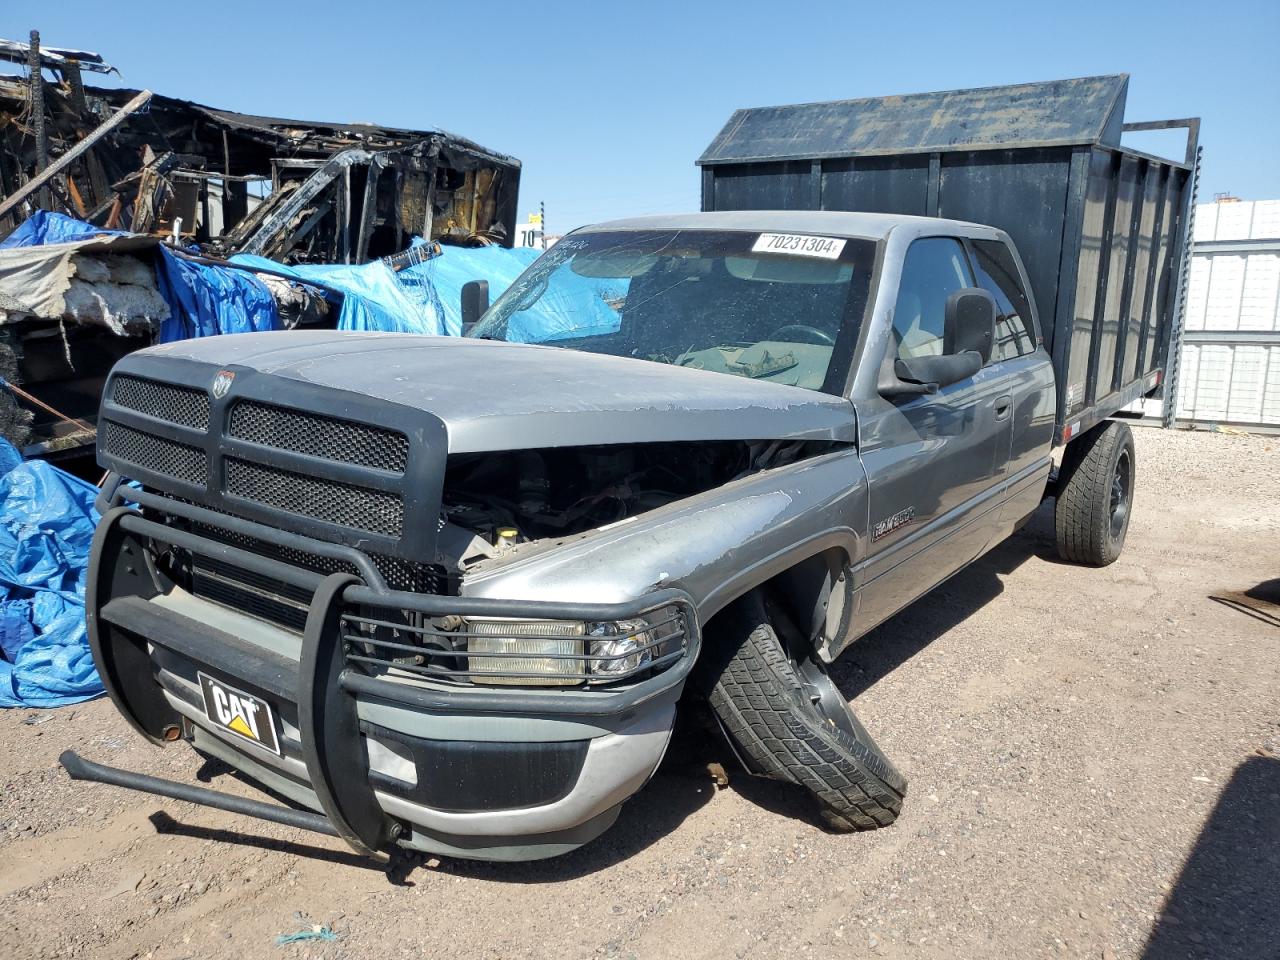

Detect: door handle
[994, 397, 1012, 421]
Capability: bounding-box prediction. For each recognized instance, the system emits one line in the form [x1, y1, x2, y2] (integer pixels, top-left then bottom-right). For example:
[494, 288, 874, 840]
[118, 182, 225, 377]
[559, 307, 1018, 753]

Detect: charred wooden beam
[26, 31, 50, 210]
[0, 88, 153, 221]
[230, 147, 372, 257]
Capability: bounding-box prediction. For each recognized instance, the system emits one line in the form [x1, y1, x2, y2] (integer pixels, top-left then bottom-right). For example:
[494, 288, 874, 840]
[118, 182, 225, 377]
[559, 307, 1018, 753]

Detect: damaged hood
[142, 331, 857, 452]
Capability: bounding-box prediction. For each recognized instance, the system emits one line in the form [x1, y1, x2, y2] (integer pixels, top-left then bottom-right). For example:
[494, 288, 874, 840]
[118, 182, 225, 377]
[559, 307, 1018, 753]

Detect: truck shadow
[1141, 753, 1280, 960]
[1209, 578, 1280, 629]
[831, 499, 1056, 702]
[147, 746, 718, 884]
[436, 712, 721, 883]
[146, 756, 395, 875]
[147, 810, 386, 873]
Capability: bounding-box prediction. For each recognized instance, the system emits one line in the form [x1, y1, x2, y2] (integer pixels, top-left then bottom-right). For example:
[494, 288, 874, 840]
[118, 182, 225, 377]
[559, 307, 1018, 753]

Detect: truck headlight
[588, 619, 653, 679]
[588, 605, 686, 682]
[463, 606, 686, 687]
[466, 619, 587, 687]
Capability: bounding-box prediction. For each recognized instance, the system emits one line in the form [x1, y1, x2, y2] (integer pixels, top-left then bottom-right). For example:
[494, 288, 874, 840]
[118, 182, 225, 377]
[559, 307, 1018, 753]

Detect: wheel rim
[793, 649, 861, 740]
[1109, 449, 1132, 539]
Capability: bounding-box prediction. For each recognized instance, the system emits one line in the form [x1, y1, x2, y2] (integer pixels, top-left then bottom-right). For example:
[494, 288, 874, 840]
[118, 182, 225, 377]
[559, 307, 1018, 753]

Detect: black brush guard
[71, 486, 698, 858]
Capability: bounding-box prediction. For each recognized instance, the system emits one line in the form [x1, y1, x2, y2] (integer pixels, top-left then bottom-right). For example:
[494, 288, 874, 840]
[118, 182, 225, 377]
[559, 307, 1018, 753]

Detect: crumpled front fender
[463, 448, 869, 630]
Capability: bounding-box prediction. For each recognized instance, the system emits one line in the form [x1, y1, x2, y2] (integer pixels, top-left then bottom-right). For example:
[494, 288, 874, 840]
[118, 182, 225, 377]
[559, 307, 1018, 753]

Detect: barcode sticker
[751, 233, 847, 260]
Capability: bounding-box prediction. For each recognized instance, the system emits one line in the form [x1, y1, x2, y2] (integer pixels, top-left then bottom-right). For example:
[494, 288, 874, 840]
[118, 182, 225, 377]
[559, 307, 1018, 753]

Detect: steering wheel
[766, 324, 836, 346]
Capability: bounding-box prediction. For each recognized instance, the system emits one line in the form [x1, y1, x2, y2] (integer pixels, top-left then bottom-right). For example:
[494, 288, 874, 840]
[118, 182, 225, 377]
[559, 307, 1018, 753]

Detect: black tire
[1054, 420, 1136, 566]
[701, 592, 906, 831]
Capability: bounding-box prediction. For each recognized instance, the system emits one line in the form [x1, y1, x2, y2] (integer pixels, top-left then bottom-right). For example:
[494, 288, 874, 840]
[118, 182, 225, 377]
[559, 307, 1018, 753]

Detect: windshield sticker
[752, 233, 847, 260]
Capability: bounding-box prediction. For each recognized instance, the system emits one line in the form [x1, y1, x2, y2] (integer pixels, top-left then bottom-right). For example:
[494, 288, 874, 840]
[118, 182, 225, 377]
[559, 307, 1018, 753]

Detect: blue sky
[5, 0, 1278, 233]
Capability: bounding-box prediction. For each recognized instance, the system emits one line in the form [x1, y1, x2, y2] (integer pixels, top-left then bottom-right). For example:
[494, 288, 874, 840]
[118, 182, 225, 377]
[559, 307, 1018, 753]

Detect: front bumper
[83, 490, 698, 862]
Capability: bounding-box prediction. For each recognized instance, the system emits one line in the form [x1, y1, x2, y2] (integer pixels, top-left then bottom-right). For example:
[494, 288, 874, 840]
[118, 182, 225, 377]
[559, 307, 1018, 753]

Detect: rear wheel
[1054, 420, 1136, 566]
[702, 592, 906, 831]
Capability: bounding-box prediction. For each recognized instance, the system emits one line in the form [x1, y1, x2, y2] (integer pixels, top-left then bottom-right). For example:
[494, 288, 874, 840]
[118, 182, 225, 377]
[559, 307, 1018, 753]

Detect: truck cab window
[472, 229, 878, 395]
[971, 240, 1035, 360]
[892, 238, 973, 360]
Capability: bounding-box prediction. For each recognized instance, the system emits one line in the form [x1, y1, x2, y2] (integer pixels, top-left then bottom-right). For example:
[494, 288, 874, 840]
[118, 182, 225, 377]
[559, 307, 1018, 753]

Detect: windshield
[468, 229, 878, 394]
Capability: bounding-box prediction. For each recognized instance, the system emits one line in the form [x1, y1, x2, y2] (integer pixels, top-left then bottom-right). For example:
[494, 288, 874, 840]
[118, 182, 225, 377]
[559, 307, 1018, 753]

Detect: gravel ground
[1, 426, 1277, 960]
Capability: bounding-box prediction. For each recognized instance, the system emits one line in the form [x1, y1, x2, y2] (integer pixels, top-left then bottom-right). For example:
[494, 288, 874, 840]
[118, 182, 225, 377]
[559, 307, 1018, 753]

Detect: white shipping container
[1175, 343, 1200, 419]
[1195, 199, 1280, 242]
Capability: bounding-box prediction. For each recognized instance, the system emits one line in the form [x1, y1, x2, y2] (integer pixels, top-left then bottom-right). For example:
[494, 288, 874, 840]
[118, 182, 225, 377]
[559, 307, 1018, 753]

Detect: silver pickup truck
[64, 76, 1198, 864]
[65, 191, 1183, 861]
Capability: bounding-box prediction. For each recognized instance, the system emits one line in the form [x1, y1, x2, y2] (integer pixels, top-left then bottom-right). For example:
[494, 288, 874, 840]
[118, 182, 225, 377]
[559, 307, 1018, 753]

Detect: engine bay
[437, 439, 826, 572]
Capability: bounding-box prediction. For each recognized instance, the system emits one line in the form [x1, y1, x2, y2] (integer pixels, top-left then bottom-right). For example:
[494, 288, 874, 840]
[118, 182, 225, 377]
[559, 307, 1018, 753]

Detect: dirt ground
[1, 427, 1277, 960]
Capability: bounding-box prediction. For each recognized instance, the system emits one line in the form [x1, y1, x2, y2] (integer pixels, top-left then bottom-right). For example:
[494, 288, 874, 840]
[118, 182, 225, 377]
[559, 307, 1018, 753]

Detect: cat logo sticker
[198, 672, 280, 754]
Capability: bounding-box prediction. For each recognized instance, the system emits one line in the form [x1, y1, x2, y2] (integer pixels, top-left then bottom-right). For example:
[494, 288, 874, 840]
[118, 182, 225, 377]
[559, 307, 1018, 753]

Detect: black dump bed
[697, 75, 1200, 444]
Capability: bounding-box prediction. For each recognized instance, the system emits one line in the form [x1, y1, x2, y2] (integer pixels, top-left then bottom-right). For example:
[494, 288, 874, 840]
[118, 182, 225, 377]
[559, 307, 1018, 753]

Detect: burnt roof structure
[0, 35, 521, 261]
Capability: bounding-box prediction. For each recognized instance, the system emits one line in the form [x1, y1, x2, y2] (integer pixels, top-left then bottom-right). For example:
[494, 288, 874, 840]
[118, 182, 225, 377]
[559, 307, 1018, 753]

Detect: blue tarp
[231, 253, 441, 334]
[155, 248, 278, 342]
[1, 213, 620, 343]
[411, 245, 541, 335]
[3, 213, 592, 341]
[238, 242, 627, 343]
[0, 209, 128, 248]
[232, 244, 543, 337]
[1, 211, 280, 340]
[0, 439, 102, 708]
[491, 260, 627, 344]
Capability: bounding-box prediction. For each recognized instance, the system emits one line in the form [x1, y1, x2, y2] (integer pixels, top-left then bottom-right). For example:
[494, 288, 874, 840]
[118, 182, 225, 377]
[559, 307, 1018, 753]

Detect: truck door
[966, 238, 1057, 534]
[855, 237, 1013, 634]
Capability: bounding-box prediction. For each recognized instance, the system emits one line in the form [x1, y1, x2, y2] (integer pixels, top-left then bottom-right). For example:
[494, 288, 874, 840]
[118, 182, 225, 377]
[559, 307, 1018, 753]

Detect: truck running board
[59, 749, 341, 839]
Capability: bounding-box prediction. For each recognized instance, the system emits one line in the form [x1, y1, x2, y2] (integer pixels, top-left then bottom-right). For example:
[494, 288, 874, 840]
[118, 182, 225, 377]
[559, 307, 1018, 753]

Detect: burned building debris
[0, 32, 521, 459]
[0, 33, 520, 257]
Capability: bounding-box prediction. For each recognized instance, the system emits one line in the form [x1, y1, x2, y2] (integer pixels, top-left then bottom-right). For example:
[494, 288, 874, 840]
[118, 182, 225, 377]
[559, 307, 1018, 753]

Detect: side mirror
[461, 279, 490, 334]
[945, 288, 996, 365]
[888, 352, 983, 396]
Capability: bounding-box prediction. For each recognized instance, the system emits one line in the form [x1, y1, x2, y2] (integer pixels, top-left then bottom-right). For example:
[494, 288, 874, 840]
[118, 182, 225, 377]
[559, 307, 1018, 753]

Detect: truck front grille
[100, 368, 433, 565]
[102, 421, 207, 488]
[224, 458, 404, 538]
[111, 375, 210, 430]
[192, 554, 313, 631]
[166, 514, 448, 632]
[187, 518, 444, 594]
[228, 400, 408, 473]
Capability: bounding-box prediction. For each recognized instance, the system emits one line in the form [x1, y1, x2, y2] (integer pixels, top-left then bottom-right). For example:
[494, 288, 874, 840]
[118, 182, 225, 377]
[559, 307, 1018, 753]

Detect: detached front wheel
[702, 592, 906, 831]
[1054, 420, 1136, 566]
